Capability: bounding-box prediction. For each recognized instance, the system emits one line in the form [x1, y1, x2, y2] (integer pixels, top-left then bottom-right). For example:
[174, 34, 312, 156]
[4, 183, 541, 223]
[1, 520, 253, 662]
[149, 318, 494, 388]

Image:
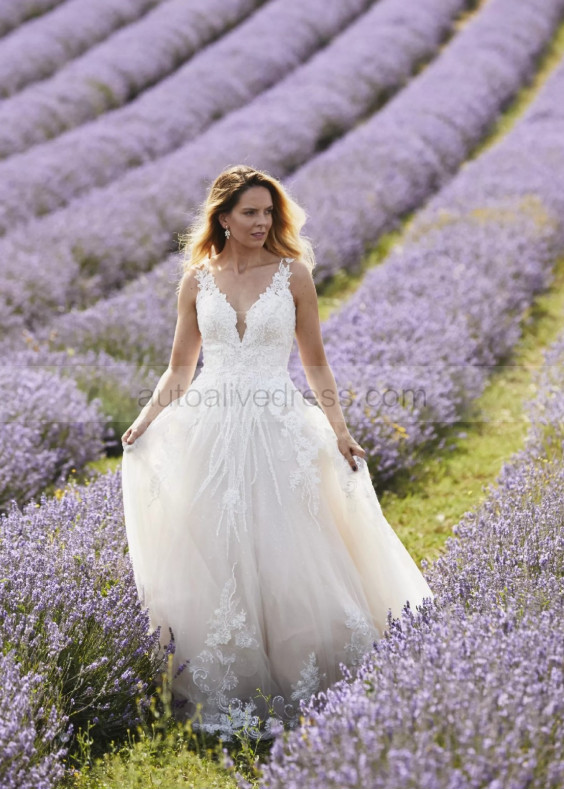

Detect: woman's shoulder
[176, 262, 208, 299]
[285, 257, 313, 281]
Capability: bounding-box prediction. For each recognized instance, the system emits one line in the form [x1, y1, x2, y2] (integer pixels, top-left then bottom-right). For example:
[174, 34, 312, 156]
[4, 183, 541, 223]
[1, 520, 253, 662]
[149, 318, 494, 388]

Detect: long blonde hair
[177, 165, 316, 288]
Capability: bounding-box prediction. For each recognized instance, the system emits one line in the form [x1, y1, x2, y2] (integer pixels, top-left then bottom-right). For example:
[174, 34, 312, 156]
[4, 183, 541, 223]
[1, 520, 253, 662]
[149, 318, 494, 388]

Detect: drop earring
[224, 226, 230, 239]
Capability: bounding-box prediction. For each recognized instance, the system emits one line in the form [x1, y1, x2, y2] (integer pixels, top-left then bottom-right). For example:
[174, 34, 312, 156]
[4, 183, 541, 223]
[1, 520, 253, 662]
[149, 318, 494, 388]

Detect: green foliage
[61, 655, 266, 789]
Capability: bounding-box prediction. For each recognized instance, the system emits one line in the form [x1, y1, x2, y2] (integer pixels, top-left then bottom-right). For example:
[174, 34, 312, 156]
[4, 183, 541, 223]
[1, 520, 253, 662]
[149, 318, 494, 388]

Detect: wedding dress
[121, 257, 434, 740]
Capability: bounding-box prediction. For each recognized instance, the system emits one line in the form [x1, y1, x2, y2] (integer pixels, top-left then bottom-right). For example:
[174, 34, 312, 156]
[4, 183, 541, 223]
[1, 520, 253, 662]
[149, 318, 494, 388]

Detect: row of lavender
[0, 0, 64, 38]
[286, 0, 564, 280]
[0, 0, 264, 157]
[259, 321, 564, 790]
[0, 0, 162, 98]
[1, 0, 552, 334]
[0, 470, 172, 789]
[0, 0, 377, 230]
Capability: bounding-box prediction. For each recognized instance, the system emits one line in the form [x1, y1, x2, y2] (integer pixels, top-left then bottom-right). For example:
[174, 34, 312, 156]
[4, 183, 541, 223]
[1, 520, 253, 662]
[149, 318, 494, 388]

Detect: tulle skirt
[121, 368, 434, 738]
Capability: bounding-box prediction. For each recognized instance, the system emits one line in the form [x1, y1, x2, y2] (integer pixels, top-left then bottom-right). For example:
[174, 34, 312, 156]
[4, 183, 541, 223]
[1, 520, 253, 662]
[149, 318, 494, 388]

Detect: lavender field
[2, 0, 564, 787]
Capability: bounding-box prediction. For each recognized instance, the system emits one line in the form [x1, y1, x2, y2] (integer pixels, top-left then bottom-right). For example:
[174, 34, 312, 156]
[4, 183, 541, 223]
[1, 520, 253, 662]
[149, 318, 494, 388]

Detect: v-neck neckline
[205, 258, 285, 344]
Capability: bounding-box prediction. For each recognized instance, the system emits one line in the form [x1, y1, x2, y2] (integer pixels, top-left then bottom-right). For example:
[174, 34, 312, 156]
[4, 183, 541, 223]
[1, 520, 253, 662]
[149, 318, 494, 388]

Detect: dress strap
[273, 257, 294, 293]
[194, 263, 214, 295]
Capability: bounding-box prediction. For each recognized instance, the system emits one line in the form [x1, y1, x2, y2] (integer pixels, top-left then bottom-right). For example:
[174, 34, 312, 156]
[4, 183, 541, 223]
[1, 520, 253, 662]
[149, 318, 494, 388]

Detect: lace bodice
[194, 257, 296, 376]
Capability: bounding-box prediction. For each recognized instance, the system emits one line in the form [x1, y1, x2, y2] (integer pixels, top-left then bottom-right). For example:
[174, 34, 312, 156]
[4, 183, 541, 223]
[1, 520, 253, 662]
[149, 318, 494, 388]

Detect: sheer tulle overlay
[121, 258, 434, 739]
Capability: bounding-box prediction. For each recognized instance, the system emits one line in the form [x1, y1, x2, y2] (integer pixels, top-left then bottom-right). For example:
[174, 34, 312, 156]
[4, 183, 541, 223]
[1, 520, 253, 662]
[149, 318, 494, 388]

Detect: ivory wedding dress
[121, 257, 434, 740]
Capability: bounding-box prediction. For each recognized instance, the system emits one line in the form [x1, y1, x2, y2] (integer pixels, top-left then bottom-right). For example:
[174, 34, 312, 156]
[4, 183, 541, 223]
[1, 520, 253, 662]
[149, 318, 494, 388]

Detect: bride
[121, 164, 434, 740]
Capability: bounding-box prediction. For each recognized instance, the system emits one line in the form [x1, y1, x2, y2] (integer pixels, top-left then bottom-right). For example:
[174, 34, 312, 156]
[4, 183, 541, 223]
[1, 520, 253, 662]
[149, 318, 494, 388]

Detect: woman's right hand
[121, 417, 151, 448]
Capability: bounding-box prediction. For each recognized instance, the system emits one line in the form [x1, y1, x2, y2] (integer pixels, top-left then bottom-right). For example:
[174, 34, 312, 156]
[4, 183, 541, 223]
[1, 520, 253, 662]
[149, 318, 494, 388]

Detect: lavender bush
[0, 0, 466, 233]
[6, 0, 544, 332]
[0, 356, 107, 511]
[0, 0, 162, 98]
[0, 338, 162, 485]
[0, 652, 69, 789]
[0, 0, 262, 158]
[0, 469, 172, 775]
[42, 254, 183, 365]
[259, 329, 564, 789]
[0, 0, 65, 37]
[519, 332, 564, 465]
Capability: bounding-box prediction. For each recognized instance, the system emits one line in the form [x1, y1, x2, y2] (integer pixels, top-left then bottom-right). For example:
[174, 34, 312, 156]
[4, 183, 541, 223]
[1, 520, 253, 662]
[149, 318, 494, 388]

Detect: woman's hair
[177, 165, 316, 287]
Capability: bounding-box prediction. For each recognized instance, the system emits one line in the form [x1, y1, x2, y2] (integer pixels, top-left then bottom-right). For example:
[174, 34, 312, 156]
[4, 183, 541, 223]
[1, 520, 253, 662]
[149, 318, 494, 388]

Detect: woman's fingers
[347, 441, 367, 471]
[121, 426, 137, 445]
[337, 434, 366, 471]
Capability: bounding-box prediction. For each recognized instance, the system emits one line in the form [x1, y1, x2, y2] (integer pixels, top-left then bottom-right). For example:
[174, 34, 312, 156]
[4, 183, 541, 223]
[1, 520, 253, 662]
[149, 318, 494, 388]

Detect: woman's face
[221, 186, 274, 247]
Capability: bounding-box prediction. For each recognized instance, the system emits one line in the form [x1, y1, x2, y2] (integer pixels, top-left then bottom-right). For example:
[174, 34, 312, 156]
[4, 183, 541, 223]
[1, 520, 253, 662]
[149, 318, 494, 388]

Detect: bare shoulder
[177, 264, 203, 307]
[287, 258, 315, 296]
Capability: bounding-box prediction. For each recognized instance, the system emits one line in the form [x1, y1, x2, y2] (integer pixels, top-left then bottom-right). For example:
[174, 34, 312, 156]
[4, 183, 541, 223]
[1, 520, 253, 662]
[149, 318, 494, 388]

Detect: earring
[224, 227, 230, 239]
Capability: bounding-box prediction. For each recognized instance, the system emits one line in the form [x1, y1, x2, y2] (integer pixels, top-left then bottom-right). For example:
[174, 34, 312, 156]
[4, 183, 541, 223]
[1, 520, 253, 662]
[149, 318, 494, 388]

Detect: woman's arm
[121, 268, 202, 446]
[291, 260, 365, 471]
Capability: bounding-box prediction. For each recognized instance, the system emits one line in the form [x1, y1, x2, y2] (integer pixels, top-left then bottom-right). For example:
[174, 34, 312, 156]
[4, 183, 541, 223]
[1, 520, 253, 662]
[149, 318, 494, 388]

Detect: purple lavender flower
[0, 652, 69, 788]
[0, 468, 173, 768]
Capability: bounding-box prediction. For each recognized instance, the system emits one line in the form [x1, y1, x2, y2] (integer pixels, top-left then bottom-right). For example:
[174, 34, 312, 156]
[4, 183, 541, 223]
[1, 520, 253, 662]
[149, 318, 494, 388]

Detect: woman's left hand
[336, 432, 366, 471]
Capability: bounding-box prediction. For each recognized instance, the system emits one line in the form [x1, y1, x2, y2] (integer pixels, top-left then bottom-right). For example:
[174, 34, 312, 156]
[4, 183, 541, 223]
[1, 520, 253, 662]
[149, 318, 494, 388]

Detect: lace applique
[186, 562, 301, 741]
[194, 258, 295, 349]
[147, 471, 161, 506]
[290, 652, 324, 703]
[344, 604, 379, 666]
[189, 563, 259, 709]
[277, 408, 326, 528]
[336, 455, 373, 511]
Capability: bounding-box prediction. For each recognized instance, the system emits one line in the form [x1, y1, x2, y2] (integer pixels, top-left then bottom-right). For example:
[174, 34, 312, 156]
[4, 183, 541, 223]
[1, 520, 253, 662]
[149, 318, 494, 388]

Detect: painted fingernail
[353, 465, 358, 471]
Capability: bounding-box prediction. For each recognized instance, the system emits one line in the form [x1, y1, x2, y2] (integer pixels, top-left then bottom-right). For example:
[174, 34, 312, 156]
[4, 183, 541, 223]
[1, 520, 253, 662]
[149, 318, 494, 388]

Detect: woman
[121, 164, 434, 740]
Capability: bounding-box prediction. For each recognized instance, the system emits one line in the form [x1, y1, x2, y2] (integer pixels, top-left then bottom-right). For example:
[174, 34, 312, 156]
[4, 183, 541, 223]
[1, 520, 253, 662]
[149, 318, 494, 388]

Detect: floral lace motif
[184, 564, 372, 742]
[290, 652, 324, 703]
[189, 563, 259, 713]
[344, 604, 379, 666]
[276, 408, 326, 529]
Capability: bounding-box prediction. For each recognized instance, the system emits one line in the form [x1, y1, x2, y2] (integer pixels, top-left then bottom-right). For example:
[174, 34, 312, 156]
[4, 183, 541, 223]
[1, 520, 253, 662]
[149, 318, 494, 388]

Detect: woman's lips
[252, 232, 265, 237]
